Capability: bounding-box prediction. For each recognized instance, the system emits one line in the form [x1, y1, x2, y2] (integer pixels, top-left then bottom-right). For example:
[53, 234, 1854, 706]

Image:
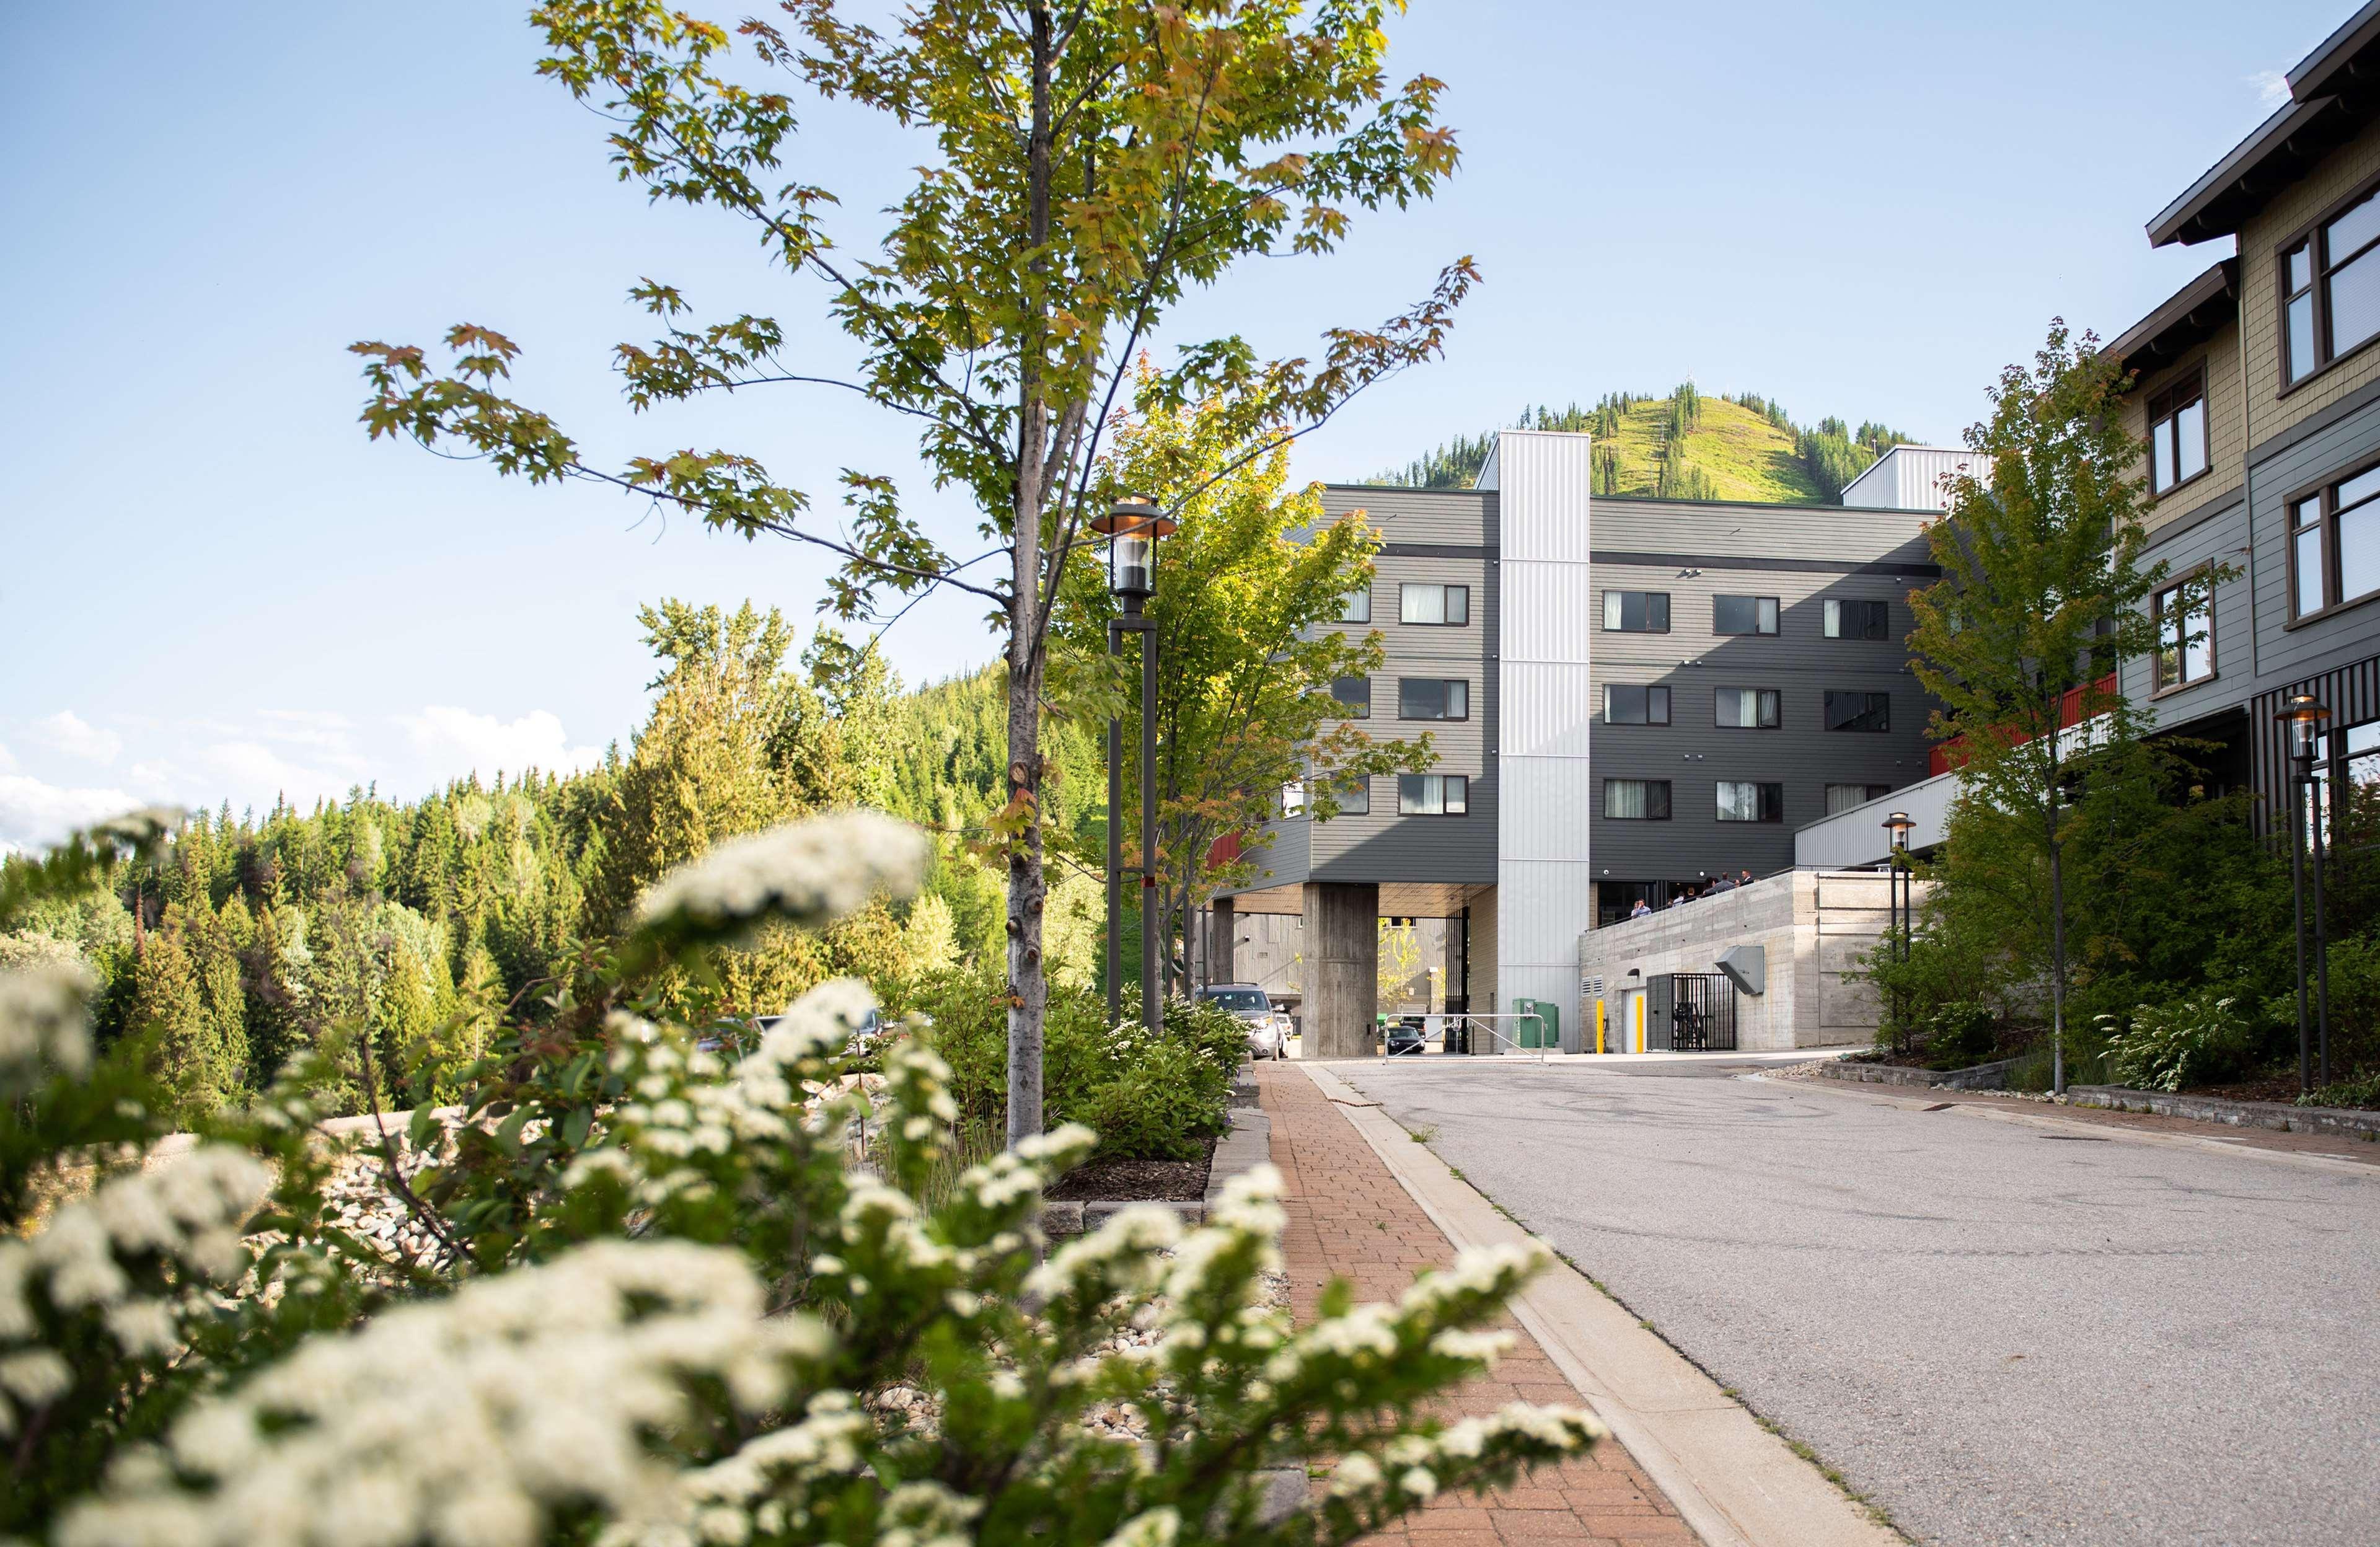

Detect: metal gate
[1645, 974, 1737, 1052]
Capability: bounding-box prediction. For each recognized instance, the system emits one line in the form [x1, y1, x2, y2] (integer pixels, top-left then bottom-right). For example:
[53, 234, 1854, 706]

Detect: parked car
[1197, 983, 1291, 1059]
[1384, 1015, 1428, 1056]
[707, 1007, 892, 1056]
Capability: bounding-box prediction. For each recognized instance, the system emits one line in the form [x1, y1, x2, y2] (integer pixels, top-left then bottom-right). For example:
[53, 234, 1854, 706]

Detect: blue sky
[0, 1, 2344, 847]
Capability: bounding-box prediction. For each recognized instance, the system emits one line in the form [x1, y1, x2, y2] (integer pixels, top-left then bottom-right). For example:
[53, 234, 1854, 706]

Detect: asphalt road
[1331, 1056, 2380, 1547]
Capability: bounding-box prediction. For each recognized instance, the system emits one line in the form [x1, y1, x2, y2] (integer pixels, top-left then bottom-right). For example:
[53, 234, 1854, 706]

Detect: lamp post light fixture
[2279, 694, 2334, 1095]
[1091, 497, 1176, 1034]
[1881, 810, 1916, 1046]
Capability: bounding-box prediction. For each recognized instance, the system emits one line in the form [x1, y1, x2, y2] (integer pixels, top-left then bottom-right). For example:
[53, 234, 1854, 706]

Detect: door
[1620, 989, 1646, 1053]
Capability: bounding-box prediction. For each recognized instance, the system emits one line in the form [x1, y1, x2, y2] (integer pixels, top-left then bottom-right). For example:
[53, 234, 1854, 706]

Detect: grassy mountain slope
[1587, 394, 1823, 503]
[1368, 386, 1910, 505]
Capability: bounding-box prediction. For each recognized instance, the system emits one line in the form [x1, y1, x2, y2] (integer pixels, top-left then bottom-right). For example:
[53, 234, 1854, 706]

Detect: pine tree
[130, 920, 238, 1120]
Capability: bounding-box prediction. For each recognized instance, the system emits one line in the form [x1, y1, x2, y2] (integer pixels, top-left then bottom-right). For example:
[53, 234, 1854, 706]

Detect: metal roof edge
[2290, 0, 2380, 100]
[2103, 258, 2241, 370]
[2146, 95, 2340, 247]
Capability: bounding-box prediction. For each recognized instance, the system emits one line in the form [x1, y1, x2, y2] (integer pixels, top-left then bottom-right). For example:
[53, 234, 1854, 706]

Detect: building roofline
[2104, 258, 2239, 379]
[2146, 95, 2347, 247]
[1590, 493, 1936, 516]
[1836, 444, 1979, 506]
[2290, 0, 2380, 102]
[1316, 483, 1936, 518]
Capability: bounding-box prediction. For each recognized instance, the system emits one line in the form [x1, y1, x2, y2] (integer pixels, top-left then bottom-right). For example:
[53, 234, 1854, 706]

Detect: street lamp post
[1092, 497, 1175, 1034]
[1882, 810, 1915, 1048]
[2280, 694, 2334, 1094]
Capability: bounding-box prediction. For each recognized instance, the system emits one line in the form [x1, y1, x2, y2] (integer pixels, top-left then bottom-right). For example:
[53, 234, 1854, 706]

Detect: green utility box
[1512, 998, 1559, 1051]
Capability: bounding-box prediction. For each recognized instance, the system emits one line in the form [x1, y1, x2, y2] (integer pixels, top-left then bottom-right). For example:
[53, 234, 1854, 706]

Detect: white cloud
[400, 707, 604, 783]
[0, 770, 141, 855]
[2251, 68, 2291, 108]
[193, 740, 353, 809]
[33, 710, 121, 765]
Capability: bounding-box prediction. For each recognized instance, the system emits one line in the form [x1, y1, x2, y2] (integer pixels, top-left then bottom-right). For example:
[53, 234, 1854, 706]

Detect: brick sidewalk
[1257, 1062, 1694, 1547]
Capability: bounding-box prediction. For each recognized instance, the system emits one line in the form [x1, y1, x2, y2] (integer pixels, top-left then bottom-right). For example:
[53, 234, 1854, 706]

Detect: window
[1339, 586, 1372, 624]
[1280, 780, 1305, 816]
[1399, 583, 1469, 625]
[2288, 462, 2380, 618]
[1715, 687, 1781, 728]
[2153, 576, 2214, 689]
[1823, 599, 1889, 640]
[1326, 775, 1369, 816]
[2280, 183, 2380, 386]
[1825, 783, 1893, 814]
[1716, 780, 1784, 823]
[1824, 690, 1890, 732]
[1398, 678, 1469, 720]
[1398, 774, 1468, 816]
[2314, 721, 2380, 839]
[1604, 684, 1671, 725]
[1602, 779, 1671, 820]
[1601, 590, 1671, 632]
[1712, 595, 1780, 635]
[1330, 676, 1371, 719]
[2147, 367, 2209, 495]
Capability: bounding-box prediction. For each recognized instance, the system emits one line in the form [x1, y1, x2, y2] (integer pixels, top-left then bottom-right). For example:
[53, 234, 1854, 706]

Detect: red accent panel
[1929, 674, 2119, 776]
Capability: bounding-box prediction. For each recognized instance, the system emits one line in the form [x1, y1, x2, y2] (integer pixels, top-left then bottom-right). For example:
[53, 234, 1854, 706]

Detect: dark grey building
[1214, 431, 1944, 1056]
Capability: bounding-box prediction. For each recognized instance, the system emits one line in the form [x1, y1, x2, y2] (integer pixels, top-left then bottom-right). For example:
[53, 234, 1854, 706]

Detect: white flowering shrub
[4, 808, 1601, 1545]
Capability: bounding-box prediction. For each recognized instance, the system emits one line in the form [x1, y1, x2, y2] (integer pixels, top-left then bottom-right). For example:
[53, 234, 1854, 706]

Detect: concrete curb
[1302, 1062, 1898, 1547]
[1778, 1070, 2380, 1176]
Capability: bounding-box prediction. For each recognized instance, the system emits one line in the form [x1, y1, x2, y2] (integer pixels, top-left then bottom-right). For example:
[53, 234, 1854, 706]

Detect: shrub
[1923, 1000, 1998, 1069]
[2299, 1069, 2380, 1109]
[4, 809, 1602, 1543]
[916, 972, 1242, 1158]
[2099, 989, 2254, 1093]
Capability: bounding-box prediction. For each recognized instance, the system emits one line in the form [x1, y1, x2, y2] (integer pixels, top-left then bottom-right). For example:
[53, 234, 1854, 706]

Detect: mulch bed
[1046, 1136, 1216, 1202]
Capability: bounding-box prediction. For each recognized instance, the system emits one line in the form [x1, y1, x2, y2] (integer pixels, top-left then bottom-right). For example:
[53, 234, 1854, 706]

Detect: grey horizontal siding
[2130, 493, 2252, 725]
[1309, 537, 1497, 881]
[1319, 485, 1497, 548]
[1589, 498, 1934, 568]
[2247, 395, 2380, 685]
[1586, 504, 1935, 883]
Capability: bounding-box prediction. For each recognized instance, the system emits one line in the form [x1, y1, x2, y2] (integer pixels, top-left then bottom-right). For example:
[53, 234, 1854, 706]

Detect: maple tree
[1057, 366, 1432, 994]
[351, 0, 1470, 1141]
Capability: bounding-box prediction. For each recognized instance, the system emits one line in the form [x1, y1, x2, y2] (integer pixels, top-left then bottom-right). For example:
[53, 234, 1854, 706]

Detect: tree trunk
[2047, 808, 2068, 1099]
[1005, 2, 1055, 1146]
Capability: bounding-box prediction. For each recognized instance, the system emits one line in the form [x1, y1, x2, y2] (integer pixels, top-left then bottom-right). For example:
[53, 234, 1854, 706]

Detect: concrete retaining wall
[1579, 870, 1929, 1051]
[2068, 1085, 2380, 1140]
[1813, 1056, 2017, 1090]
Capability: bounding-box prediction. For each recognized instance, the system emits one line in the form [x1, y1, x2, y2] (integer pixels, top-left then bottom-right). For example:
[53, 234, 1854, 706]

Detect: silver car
[1199, 984, 1290, 1059]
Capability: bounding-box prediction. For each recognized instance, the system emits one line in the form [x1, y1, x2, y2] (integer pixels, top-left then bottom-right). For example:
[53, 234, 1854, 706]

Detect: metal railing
[1445, 1013, 1551, 1065]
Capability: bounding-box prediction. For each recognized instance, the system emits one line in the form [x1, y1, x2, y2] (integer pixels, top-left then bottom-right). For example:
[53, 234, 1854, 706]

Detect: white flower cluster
[633, 811, 928, 940]
[627, 1403, 981, 1547]
[0, 958, 97, 1095]
[1, 1145, 269, 1437]
[568, 979, 882, 1207]
[59, 1240, 831, 1547]
[1326, 1403, 1604, 1504]
[88, 806, 187, 850]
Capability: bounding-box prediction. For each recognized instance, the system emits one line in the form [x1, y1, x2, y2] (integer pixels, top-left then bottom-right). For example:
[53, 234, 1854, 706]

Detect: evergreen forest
[0, 600, 1107, 1122]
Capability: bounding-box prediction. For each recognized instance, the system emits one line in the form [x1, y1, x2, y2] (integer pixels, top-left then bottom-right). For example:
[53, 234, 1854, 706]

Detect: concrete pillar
[1302, 882, 1378, 1059]
[1212, 897, 1236, 984]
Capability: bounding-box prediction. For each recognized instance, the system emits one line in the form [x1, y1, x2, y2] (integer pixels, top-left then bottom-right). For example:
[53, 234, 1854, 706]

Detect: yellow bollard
[1595, 999, 1606, 1055]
